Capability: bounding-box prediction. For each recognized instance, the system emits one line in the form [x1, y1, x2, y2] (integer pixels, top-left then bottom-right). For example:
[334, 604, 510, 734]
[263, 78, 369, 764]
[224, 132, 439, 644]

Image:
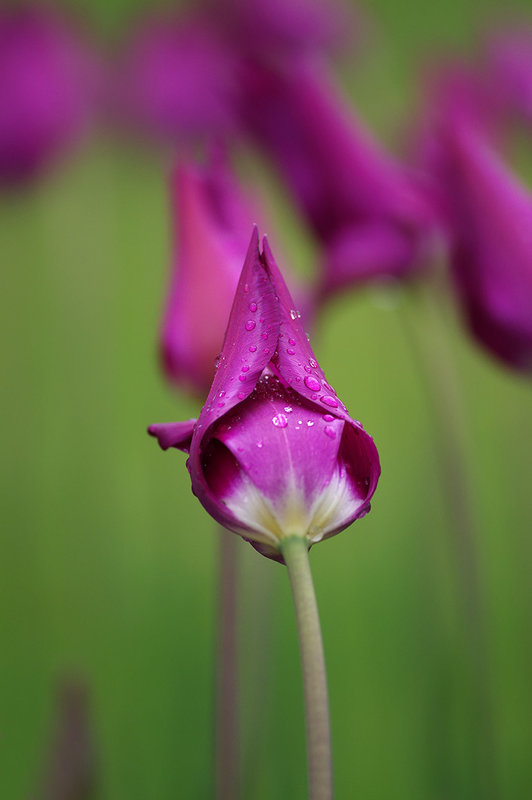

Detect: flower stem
[399, 274, 498, 799]
[280, 536, 333, 800]
[215, 527, 240, 800]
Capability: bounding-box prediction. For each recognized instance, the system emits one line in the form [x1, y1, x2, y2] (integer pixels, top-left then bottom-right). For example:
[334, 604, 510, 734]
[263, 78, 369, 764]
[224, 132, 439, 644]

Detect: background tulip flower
[160, 154, 259, 396]
[150, 227, 380, 559]
[421, 83, 532, 371]
[0, 4, 97, 184]
[210, 0, 356, 60]
[115, 12, 238, 144]
[487, 29, 532, 125]
[238, 61, 437, 297]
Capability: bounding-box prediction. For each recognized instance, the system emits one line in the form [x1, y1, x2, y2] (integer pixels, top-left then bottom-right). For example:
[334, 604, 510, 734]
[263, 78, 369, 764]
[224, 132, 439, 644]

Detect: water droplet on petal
[304, 365, 312, 373]
[257, 441, 263, 448]
[244, 283, 249, 293]
[218, 391, 226, 398]
[249, 345, 257, 353]
[284, 406, 293, 413]
[288, 338, 296, 346]
[309, 358, 318, 369]
[272, 414, 288, 428]
[290, 309, 298, 320]
[287, 348, 295, 355]
[242, 365, 250, 373]
[307, 420, 314, 427]
[238, 375, 246, 382]
[304, 376, 321, 392]
[324, 425, 336, 439]
[237, 391, 246, 400]
[321, 395, 339, 408]
[323, 414, 335, 422]
[245, 320, 256, 331]
[261, 332, 268, 340]
[217, 401, 225, 408]
[249, 302, 257, 312]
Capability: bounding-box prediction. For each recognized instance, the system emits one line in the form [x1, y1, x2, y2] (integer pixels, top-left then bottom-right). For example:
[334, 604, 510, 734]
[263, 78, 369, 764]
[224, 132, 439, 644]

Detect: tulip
[149, 228, 379, 799]
[238, 61, 436, 296]
[160, 154, 259, 396]
[487, 29, 532, 125]
[0, 5, 96, 184]
[423, 80, 532, 372]
[211, 0, 356, 60]
[150, 227, 380, 559]
[115, 13, 238, 144]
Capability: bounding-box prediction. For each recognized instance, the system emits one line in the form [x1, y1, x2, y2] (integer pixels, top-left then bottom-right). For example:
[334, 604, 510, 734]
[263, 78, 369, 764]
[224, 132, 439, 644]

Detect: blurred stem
[399, 273, 498, 799]
[280, 536, 333, 800]
[215, 527, 240, 800]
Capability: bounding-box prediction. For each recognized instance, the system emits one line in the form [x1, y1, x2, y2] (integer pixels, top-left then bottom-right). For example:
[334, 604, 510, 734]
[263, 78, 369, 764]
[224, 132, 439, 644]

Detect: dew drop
[309, 358, 318, 369]
[272, 414, 288, 428]
[249, 302, 258, 312]
[290, 309, 298, 320]
[311, 394, 318, 400]
[244, 283, 249, 293]
[257, 441, 263, 448]
[261, 332, 268, 340]
[245, 320, 256, 331]
[324, 425, 337, 439]
[323, 414, 335, 422]
[249, 345, 257, 353]
[218, 391, 226, 398]
[217, 401, 225, 408]
[321, 395, 339, 408]
[238, 375, 246, 382]
[307, 420, 314, 427]
[304, 375, 321, 392]
[237, 391, 246, 400]
[287, 348, 295, 355]
[241, 365, 250, 373]
[288, 338, 296, 346]
[304, 365, 311, 373]
[284, 406, 293, 413]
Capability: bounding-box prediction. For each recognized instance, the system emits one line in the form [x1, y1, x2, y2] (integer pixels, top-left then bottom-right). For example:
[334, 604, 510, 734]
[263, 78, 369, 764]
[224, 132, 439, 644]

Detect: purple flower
[160, 154, 258, 395]
[149, 229, 380, 561]
[424, 86, 532, 371]
[0, 5, 96, 184]
[115, 13, 238, 143]
[487, 29, 532, 124]
[238, 61, 436, 296]
[211, 0, 356, 60]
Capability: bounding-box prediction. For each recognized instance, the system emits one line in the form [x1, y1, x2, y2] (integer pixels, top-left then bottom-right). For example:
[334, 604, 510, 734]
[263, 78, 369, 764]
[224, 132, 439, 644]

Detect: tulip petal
[148, 420, 196, 452]
[262, 236, 350, 418]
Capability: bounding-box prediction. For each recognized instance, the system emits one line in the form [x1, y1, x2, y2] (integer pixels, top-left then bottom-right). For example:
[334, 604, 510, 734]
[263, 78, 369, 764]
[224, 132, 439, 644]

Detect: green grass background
[1, 1, 532, 798]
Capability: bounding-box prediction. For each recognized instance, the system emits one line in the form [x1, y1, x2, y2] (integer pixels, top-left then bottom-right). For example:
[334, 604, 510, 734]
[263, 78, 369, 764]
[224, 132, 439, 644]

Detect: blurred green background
[2, 1, 532, 798]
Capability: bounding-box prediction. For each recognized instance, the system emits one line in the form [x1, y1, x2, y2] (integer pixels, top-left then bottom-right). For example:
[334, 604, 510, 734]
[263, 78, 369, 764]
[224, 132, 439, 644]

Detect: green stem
[280, 536, 333, 800]
[215, 527, 240, 800]
[399, 274, 498, 799]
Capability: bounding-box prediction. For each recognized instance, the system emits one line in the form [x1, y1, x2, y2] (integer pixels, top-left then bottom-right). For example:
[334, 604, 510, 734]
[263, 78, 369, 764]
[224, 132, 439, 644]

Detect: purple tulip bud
[115, 13, 238, 143]
[425, 85, 532, 371]
[211, 0, 357, 60]
[0, 5, 97, 184]
[160, 154, 258, 395]
[239, 61, 436, 295]
[149, 228, 380, 561]
[487, 29, 532, 124]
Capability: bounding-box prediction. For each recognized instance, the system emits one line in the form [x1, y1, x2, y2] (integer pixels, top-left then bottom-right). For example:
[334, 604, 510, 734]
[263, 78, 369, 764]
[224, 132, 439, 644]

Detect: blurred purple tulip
[210, 0, 356, 60]
[150, 228, 380, 561]
[0, 4, 97, 184]
[160, 153, 258, 395]
[238, 61, 437, 297]
[487, 29, 532, 124]
[115, 12, 239, 143]
[424, 81, 532, 371]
